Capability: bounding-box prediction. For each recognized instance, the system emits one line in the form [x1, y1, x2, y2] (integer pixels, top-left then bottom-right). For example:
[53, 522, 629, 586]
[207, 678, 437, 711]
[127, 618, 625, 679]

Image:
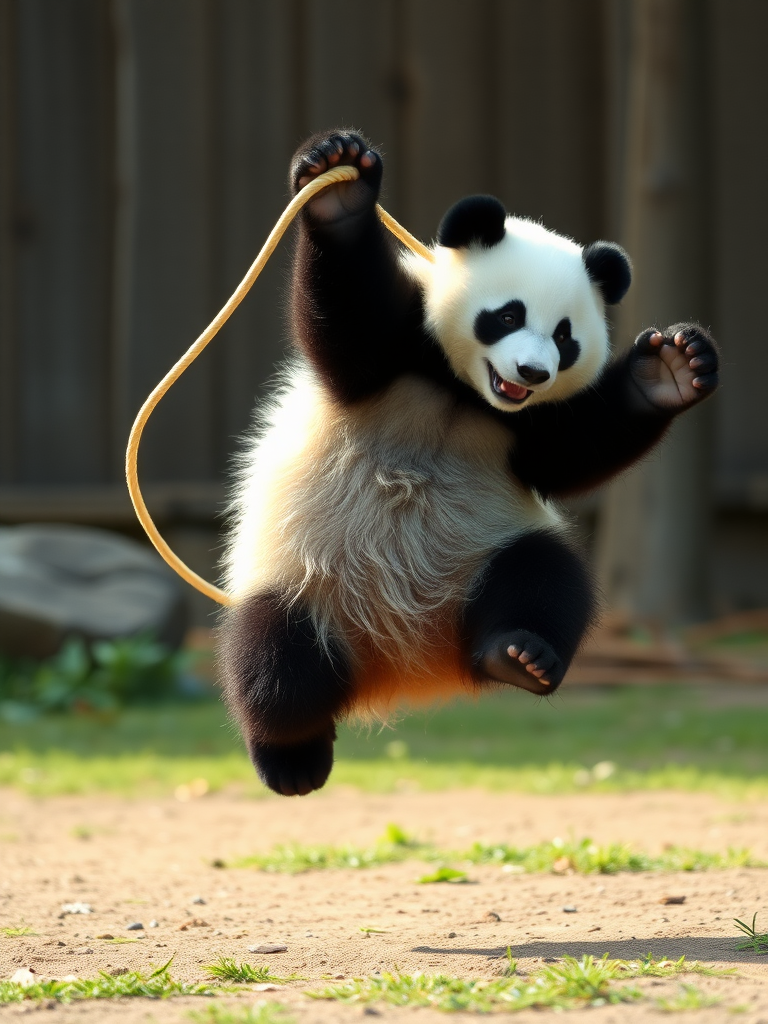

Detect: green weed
[734, 913, 768, 953]
[1, 924, 35, 938]
[232, 829, 760, 876]
[0, 959, 228, 1004]
[309, 954, 732, 1013]
[416, 866, 469, 884]
[188, 1004, 294, 1024]
[203, 959, 301, 984]
[655, 983, 721, 1011]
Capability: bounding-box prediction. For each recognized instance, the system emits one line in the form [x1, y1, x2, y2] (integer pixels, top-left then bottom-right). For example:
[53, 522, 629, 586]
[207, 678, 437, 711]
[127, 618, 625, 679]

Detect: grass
[734, 913, 768, 953]
[203, 959, 302, 984]
[655, 983, 721, 1011]
[1, 683, 767, 797]
[0, 959, 229, 1004]
[189, 1005, 294, 1024]
[309, 953, 733, 1013]
[1, 924, 35, 937]
[230, 826, 761, 876]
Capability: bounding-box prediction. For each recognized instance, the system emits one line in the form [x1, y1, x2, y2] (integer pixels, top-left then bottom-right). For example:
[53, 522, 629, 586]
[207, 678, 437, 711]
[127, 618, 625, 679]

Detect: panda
[219, 130, 720, 797]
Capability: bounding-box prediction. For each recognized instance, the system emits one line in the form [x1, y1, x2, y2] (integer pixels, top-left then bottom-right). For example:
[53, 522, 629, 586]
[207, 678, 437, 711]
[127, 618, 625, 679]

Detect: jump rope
[125, 164, 435, 607]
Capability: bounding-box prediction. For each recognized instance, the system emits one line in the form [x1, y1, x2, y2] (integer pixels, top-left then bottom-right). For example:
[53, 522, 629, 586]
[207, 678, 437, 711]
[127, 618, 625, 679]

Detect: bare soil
[1, 788, 767, 1023]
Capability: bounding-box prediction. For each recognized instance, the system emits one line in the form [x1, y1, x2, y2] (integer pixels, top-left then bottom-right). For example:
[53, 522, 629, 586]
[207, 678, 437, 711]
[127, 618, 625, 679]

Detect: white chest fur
[224, 364, 562, 666]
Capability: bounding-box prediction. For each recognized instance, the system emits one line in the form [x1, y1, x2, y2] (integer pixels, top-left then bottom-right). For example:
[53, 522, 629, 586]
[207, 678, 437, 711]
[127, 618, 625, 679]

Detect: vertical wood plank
[709, 0, 768, 496]
[116, 0, 216, 483]
[14, 0, 114, 484]
[211, 0, 301, 464]
[0, 0, 17, 482]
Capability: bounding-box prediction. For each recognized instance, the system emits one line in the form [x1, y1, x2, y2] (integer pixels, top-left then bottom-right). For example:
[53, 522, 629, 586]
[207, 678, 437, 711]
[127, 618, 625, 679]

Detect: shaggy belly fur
[224, 365, 562, 712]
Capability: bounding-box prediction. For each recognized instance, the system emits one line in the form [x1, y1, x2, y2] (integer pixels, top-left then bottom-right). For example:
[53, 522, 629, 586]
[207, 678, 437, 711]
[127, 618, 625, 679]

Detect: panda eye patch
[474, 300, 526, 345]
[553, 318, 581, 371]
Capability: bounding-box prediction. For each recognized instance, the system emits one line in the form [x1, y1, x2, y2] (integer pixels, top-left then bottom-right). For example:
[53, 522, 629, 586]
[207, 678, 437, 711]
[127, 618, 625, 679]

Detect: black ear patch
[582, 241, 632, 305]
[437, 195, 507, 250]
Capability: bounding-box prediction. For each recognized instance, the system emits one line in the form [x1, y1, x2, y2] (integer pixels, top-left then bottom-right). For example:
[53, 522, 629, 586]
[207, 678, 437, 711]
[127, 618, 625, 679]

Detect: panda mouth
[488, 362, 532, 404]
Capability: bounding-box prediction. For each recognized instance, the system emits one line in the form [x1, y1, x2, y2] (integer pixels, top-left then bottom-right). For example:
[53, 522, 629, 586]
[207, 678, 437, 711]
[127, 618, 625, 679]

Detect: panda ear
[582, 241, 632, 305]
[437, 195, 507, 250]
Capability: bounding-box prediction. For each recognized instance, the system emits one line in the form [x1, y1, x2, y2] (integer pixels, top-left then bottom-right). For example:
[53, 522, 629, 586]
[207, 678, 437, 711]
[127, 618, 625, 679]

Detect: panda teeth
[489, 364, 531, 404]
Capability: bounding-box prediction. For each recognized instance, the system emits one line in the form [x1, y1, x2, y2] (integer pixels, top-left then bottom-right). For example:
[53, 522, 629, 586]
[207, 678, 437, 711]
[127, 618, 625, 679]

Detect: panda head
[405, 195, 631, 412]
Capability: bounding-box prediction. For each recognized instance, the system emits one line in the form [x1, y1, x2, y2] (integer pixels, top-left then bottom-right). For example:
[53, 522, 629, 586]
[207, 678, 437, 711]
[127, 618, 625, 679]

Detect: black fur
[582, 241, 632, 305]
[437, 195, 507, 249]
[463, 532, 596, 692]
[219, 592, 351, 796]
[553, 318, 581, 371]
[474, 300, 527, 345]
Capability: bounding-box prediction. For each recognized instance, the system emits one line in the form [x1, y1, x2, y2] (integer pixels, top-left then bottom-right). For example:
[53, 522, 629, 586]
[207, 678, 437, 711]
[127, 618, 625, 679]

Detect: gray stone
[0, 524, 187, 657]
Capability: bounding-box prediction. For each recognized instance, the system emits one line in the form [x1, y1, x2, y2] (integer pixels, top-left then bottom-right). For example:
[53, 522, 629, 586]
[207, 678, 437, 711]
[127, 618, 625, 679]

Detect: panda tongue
[499, 378, 529, 401]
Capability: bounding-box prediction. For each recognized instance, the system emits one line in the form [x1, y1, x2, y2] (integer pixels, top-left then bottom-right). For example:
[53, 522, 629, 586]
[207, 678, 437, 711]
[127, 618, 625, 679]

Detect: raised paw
[290, 130, 382, 225]
[475, 629, 566, 695]
[249, 728, 336, 797]
[630, 323, 719, 411]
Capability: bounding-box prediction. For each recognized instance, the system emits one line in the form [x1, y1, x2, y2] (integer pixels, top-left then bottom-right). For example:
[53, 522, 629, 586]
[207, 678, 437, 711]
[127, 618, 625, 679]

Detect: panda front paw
[290, 130, 382, 225]
[629, 323, 719, 412]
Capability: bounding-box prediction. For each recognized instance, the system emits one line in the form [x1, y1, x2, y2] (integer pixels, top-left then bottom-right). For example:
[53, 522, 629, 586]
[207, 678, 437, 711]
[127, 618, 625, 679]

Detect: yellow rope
[126, 164, 435, 606]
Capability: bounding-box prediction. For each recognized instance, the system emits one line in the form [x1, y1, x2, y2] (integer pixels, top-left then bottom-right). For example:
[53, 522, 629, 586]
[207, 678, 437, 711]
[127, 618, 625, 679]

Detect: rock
[190, 896, 206, 905]
[59, 902, 93, 917]
[0, 524, 186, 658]
[10, 968, 37, 987]
[562, 906, 578, 913]
[447, 931, 457, 938]
[109, 967, 128, 977]
[149, 920, 159, 928]
[659, 895, 686, 905]
[125, 922, 144, 931]
[247, 944, 287, 954]
[74, 947, 94, 955]
[483, 911, 501, 922]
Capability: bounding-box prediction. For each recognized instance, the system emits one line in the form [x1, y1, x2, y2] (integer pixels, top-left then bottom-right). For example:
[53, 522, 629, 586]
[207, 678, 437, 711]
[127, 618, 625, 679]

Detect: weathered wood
[13, 0, 114, 485]
[595, 0, 715, 623]
[116, 0, 217, 483]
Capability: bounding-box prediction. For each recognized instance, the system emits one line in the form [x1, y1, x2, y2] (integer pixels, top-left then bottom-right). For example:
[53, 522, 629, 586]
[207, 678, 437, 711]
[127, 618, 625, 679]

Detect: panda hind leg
[218, 592, 352, 796]
[464, 531, 597, 696]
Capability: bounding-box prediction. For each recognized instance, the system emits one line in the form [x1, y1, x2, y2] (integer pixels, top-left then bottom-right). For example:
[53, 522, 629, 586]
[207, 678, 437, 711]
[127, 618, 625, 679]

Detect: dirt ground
[1, 788, 767, 1023]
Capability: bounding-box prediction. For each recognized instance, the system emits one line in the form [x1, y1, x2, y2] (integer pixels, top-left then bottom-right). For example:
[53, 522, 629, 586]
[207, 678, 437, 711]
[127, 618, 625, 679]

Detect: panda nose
[517, 364, 550, 385]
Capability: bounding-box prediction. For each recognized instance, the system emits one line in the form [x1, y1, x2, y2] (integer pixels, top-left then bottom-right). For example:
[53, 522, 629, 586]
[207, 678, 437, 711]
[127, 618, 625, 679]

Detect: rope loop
[125, 165, 435, 606]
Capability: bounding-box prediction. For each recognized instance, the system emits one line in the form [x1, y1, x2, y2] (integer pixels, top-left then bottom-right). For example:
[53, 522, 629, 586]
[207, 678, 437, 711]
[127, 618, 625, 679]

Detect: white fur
[404, 216, 610, 411]
[224, 365, 562, 673]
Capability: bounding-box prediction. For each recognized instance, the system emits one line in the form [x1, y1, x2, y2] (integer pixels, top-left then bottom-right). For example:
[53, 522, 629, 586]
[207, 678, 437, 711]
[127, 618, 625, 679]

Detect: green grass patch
[1, 683, 768, 797]
[203, 959, 301, 984]
[189, 1004, 294, 1024]
[309, 953, 733, 1013]
[0, 959, 229, 1004]
[1, 924, 35, 937]
[734, 913, 768, 953]
[230, 827, 762, 876]
[655, 983, 721, 1012]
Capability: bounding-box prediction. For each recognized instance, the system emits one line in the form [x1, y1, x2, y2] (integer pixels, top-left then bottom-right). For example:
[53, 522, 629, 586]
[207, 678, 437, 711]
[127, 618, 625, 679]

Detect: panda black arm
[289, 131, 428, 404]
[509, 323, 719, 498]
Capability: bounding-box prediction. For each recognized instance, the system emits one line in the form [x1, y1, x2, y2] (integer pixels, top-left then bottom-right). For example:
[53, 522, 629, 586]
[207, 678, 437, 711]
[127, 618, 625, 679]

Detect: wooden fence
[1, 0, 767, 613]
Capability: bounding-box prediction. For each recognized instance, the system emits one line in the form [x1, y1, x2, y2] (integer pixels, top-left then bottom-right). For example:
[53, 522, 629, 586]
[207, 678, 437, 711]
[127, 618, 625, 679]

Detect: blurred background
[1, 0, 767, 639]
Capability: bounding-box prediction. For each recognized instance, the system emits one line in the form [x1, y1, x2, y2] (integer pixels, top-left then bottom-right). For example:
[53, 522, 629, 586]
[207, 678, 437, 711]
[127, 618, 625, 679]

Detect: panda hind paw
[249, 730, 335, 797]
[477, 629, 565, 695]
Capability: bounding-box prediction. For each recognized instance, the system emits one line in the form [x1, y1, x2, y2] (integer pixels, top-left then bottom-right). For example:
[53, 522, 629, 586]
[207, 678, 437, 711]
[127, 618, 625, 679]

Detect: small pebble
[248, 943, 287, 954]
[448, 931, 457, 938]
[109, 968, 128, 977]
[191, 895, 206, 905]
[484, 910, 501, 922]
[562, 906, 578, 913]
[149, 920, 159, 928]
[363, 1008, 382, 1016]
[253, 983, 283, 992]
[126, 922, 144, 931]
[658, 895, 686, 905]
[74, 947, 94, 955]
[59, 902, 93, 917]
